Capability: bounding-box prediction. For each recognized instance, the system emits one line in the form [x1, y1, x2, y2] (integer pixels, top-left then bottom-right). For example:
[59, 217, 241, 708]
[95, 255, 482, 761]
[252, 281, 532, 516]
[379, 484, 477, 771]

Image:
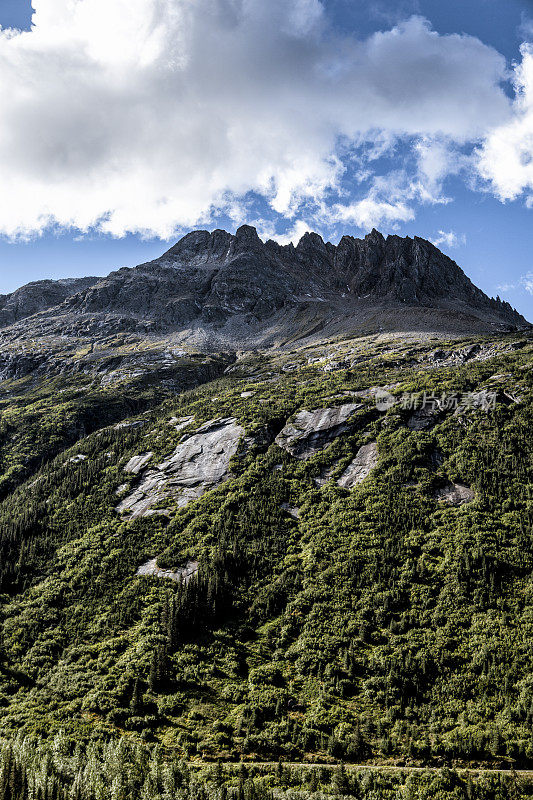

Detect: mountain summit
[1, 227, 528, 348]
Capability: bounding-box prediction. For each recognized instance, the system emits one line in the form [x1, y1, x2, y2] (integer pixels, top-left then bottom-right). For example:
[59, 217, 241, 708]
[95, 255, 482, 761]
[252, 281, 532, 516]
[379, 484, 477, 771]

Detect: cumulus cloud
[328, 197, 415, 230]
[322, 162, 456, 231]
[477, 43, 533, 201]
[0, 0, 513, 238]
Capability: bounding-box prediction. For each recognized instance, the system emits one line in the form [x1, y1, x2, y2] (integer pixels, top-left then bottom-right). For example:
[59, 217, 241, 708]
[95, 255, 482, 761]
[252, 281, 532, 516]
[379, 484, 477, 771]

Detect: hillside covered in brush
[0, 327, 531, 799]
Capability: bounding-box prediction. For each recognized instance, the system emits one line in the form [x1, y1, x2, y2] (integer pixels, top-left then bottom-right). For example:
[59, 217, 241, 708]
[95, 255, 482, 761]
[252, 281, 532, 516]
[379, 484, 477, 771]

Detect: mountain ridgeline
[1, 227, 528, 347]
[0, 276, 98, 329]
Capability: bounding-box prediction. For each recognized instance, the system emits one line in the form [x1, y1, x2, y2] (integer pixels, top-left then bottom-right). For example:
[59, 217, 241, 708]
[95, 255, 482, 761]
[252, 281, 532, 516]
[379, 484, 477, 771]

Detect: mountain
[0, 228, 531, 800]
[0, 227, 528, 350]
[0, 276, 98, 328]
[0, 323, 531, 800]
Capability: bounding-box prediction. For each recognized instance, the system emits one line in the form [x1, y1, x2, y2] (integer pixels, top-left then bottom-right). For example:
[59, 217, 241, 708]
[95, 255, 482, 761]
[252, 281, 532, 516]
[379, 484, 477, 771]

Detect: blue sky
[1, 0, 533, 320]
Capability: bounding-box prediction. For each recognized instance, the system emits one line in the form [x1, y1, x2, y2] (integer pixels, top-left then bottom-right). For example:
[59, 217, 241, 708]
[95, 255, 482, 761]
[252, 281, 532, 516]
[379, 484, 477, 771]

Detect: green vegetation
[0, 349, 226, 500]
[0, 332, 531, 798]
[2, 733, 533, 800]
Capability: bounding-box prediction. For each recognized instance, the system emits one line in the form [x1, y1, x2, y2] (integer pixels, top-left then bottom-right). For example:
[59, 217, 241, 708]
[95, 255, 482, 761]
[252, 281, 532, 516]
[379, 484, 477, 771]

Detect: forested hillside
[0, 331, 531, 799]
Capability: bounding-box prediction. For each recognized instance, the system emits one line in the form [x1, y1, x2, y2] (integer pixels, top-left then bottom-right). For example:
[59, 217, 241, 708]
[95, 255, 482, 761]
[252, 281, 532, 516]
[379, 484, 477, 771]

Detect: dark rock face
[0, 227, 529, 345]
[0, 277, 99, 328]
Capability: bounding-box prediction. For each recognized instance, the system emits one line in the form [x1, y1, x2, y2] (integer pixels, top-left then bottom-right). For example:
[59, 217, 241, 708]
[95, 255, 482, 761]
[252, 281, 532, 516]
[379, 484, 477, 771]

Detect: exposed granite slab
[124, 452, 153, 474]
[136, 558, 199, 583]
[117, 417, 244, 518]
[337, 442, 378, 489]
[275, 403, 363, 459]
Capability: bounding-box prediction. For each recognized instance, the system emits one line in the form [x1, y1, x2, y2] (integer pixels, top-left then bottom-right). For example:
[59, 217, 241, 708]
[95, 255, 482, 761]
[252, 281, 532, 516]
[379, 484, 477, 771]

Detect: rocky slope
[0, 276, 98, 328]
[0, 228, 528, 352]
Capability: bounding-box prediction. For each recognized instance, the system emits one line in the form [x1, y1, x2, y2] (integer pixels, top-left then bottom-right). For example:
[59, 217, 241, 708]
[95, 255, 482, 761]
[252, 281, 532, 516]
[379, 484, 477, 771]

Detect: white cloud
[521, 272, 533, 294]
[414, 138, 472, 203]
[431, 230, 466, 249]
[496, 273, 533, 295]
[0, 1, 512, 239]
[477, 44, 533, 201]
[322, 164, 452, 231]
[329, 197, 415, 230]
[262, 220, 318, 246]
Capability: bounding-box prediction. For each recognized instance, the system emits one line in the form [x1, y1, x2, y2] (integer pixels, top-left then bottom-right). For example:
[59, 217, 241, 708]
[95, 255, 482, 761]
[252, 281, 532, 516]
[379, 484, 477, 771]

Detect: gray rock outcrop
[168, 415, 195, 431]
[337, 443, 378, 488]
[434, 482, 475, 505]
[124, 453, 153, 474]
[280, 503, 301, 519]
[117, 417, 244, 518]
[275, 403, 363, 459]
[136, 558, 199, 583]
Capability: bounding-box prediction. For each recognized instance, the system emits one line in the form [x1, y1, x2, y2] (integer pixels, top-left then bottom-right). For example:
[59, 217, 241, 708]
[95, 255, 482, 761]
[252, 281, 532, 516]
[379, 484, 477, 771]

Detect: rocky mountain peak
[366, 227, 386, 242]
[234, 224, 262, 245]
[296, 231, 327, 251]
[163, 228, 233, 264]
[0, 227, 529, 347]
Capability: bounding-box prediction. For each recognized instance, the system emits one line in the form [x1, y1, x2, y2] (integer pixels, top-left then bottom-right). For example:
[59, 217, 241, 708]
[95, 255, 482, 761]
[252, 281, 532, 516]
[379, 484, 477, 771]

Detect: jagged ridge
[0, 227, 529, 345]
